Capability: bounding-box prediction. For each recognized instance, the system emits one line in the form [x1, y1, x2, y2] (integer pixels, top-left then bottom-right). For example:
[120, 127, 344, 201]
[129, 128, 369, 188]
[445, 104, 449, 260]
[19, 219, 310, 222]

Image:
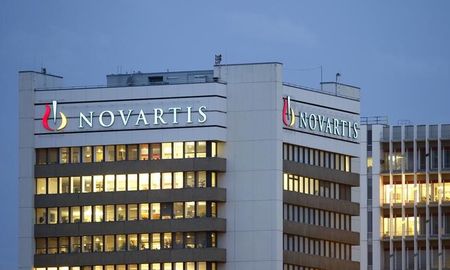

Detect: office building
[19, 62, 361, 270]
[360, 121, 450, 270]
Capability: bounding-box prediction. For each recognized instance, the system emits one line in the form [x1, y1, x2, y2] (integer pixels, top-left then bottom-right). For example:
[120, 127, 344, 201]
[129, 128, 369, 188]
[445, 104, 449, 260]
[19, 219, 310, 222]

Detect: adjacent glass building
[19, 62, 361, 270]
[361, 121, 450, 270]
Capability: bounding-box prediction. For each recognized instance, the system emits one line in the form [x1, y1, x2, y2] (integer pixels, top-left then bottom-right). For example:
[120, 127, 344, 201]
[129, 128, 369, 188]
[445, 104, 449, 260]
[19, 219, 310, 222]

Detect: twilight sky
[1, 0, 450, 268]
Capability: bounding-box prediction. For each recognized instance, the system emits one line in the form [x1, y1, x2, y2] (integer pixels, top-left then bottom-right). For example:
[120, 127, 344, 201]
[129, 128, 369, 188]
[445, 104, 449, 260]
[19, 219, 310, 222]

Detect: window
[116, 175, 126, 191]
[105, 235, 114, 252]
[163, 233, 172, 249]
[36, 178, 46, 194]
[48, 148, 58, 164]
[48, 177, 58, 194]
[105, 146, 115, 162]
[150, 144, 161, 160]
[94, 205, 103, 222]
[140, 234, 149, 250]
[105, 205, 114, 222]
[174, 202, 184, 219]
[128, 174, 138, 191]
[174, 232, 183, 249]
[185, 233, 195, 248]
[60, 177, 70, 193]
[82, 176, 92, 193]
[83, 206, 92, 222]
[139, 173, 149, 190]
[162, 143, 172, 159]
[196, 232, 207, 248]
[116, 205, 126, 221]
[151, 173, 161, 190]
[36, 149, 47, 165]
[185, 142, 195, 158]
[161, 203, 172, 219]
[59, 237, 69, 253]
[140, 203, 149, 220]
[196, 141, 207, 158]
[151, 203, 160, 220]
[94, 146, 103, 162]
[211, 142, 217, 157]
[36, 208, 46, 224]
[185, 172, 195, 188]
[71, 147, 81, 163]
[197, 172, 206, 188]
[60, 147, 69, 164]
[173, 172, 183, 189]
[139, 144, 149, 160]
[93, 236, 103, 252]
[71, 236, 81, 253]
[197, 202, 206, 217]
[116, 235, 126, 251]
[105, 175, 115, 192]
[162, 173, 172, 189]
[71, 177, 81, 193]
[93, 175, 103, 192]
[116, 145, 126, 161]
[151, 233, 160, 250]
[127, 145, 138, 160]
[82, 146, 92, 163]
[185, 202, 195, 218]
[128, 204, 138, 221]
[48, 208, 58, 224]
[128, 234, 138, 251]
[59, 207, 69, 223]
[71, 207, 81, 223]
[173, 142, 183, 159]
[82, 236, 92, 252]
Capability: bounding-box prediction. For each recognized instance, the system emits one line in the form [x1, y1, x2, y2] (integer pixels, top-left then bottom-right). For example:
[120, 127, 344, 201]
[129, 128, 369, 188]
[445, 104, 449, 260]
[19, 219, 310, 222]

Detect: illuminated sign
[41, 101, 208, 132]
[282, 96, 359, 139]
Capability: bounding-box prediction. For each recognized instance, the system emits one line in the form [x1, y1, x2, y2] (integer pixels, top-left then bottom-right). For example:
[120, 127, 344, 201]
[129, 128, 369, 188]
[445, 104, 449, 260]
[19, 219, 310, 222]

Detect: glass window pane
[71, 236, 81, 253]
[185, 172, 195, 188]
[48, 207, 57, 224]
[82, 176, 92, 193]
[196, 141, 207, 158]
[174, 232, 183, 249]
[184, 142, 195, 158]
[211, 172, 216, 187]
[173, 142, 183, 159]
[36, 208, 46, 224]
[140, 144, 149, 160]
[116, 145, 126, 161]
[71, 147, 81, 163]
[116, 174, 126, 191]
[48, 148, 58, 164]
[60, 147, 69, 164]
[185, 233, 195, 248]
[59, 207, 69, 223]
[151, 233, 161, 250]
[94, 146, 104, 162]
[197, 172, 206, 188]
[211, 142, 217, 157]
[140, 234, 149, 250]
[59, 177, 70, 193]
[116, 205, 126, 221]
[161, 203, 172, 219]
[36, 149, 47, 165]
[151, 173, 161, 190]
[59, 237, 69, 253]
[140, 203, 149, 220]
[36, 178, 46, 194]
[161, 143, 172, 159]
[93, 235, 103, 252]
[196, 232, 207, 248]
[94, 205, 103, 222]
[71, 207, 81, 223]
[48, 177, 58, 194]
[173, 172, 183, 189]
[82, 146, 92, 163]
[93, 175, 103, 192]
[162, 173, 172, 189]
[105, 235, 114, 251]
[151, 203, 160, 220]
[185, 202, 195, 218]
[163, 233, 172, 249]
[105, 205, 114, 222]
[128, 174, 138, 191]
[116, 235, 126, 251]
[197, 201, 206, 217]
[83, 206, 92, 222]
[139, 173, 149, 190]
[71, 177, 81, 193]
[105, 175, 115, 192]
[105, 145, 115, 162]
[174, 202, 184, 219]
[128, 234, 138, 251]
[128, 145, 138, 160]
[128, 204, 138, 221]
[150, 143, 161, 160]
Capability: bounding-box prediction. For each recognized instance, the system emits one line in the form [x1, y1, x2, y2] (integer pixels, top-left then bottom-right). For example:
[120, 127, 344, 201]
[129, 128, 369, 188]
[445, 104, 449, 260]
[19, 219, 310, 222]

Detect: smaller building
[360, 120, 450, 270]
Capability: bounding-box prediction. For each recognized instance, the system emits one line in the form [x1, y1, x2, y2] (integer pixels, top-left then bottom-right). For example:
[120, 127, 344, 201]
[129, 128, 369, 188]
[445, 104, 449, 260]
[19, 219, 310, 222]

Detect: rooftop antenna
[215, 54, 222, 65]
[335, 72, 341, 83]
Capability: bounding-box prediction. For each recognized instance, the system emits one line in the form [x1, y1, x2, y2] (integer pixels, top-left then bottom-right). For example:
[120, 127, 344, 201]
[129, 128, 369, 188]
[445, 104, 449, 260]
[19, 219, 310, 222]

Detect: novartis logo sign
[282, 96, 359, 139]
[41, 100, 208, 132]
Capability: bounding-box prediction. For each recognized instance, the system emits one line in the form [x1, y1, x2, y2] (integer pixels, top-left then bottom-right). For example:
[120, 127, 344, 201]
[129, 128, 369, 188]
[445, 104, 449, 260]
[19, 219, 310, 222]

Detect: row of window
[382, 213, 450, 236]
[36, 171, 217, 195]
[384, 247, 450, 270]
[283, 234, 352, 261]
[283, 143, 351, 172]
[383, 182, 450, 204]
[36, 141, 218, 165]
[36, 232, 217, 255]
[283, 173, 351, 201]
[36, 202, 217, 225]
[283, 265, 320, 270]
[382, 145, 450, 172]
[283, 204, 352, 231]
[35, 262, 217, 270]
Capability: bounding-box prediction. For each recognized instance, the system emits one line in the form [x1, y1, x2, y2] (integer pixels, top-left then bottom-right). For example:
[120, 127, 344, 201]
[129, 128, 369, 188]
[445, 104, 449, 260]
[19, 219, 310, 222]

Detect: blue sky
[1, 1, 450, 268]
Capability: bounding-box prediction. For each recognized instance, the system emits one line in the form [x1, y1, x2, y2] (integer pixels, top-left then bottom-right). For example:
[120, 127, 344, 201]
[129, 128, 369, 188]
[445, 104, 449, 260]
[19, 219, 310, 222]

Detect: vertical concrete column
[401, 126, 406, 270]
[426, 125, 430, 270]
[413, 125, 418, 270]
[389, 126, 394, 270]
[438, 124, 442, 270]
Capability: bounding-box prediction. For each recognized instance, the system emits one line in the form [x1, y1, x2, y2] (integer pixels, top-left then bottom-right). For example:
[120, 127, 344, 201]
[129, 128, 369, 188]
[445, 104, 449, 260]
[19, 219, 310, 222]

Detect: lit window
[48, 237, 57, 254]
[116, 235, 126, 251]
[60, 147, 69, 164]
[139, 173, 149, 190]
[197, 172, 206, 187]
[105, 175, 115, 192]
[185, 172, 195, 188]
[150, 144, 161, 160]
[128, 234, 138, 251]
[185, 202, 195, 218]
[211, 142, 217, 157]
[59, 207, 69, 223]
[196, 141, 207, 158]
[197, 201, 206, 217]
[128, 204, 138, 221]
[151, 173, 161, 190]
[174, 202, 184, 219]
[82, 176, 92, 193]
[140, 203, 149, 220]
[116, 205, 126, 221]
[184, 142, 195, 158]
[36, 208, 46, 224]
[185, 233, 195, 248]
[71, 177, 81, 193]
[173, 172, 183, 189]
[71, 207, 80, 223]
[82, 236, 92, 253]
[94, 146, 104, 162]
[211, 202, 217, 217]
[48, 208, 57, 224]
[163, 233, 172, 249]
[151, 233, 160, 250]
[82, 206, 92, 222]
[127, 144, 138, 160]
[93, 175, 103, 192]
[162, 173, 172, 189]
[116, 175, 126, 191]
[128, 174, 138, 191]
[151, 203, 160, 220]
[82, 146, 92, 163]
[173, 142, 183, 159]
[59, 177, 70, 193]
[94, 205, 103, 222]
[139, 144, 149, 160]
[211, 172, 216, 187]
[71, 147, 81, 163]
[70, 236, 81, 253]
[48, 177, 58, 194]
[105, 205, 114, 222]
[105, 145, 115, 162]
[36, 178, 46, 194]
[93, 236, 103, 252]
[161, 143, 172, 159]
[105, 235, 114, 251]
[140, 234, 149, 250]
[116, 145, 126, 161]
